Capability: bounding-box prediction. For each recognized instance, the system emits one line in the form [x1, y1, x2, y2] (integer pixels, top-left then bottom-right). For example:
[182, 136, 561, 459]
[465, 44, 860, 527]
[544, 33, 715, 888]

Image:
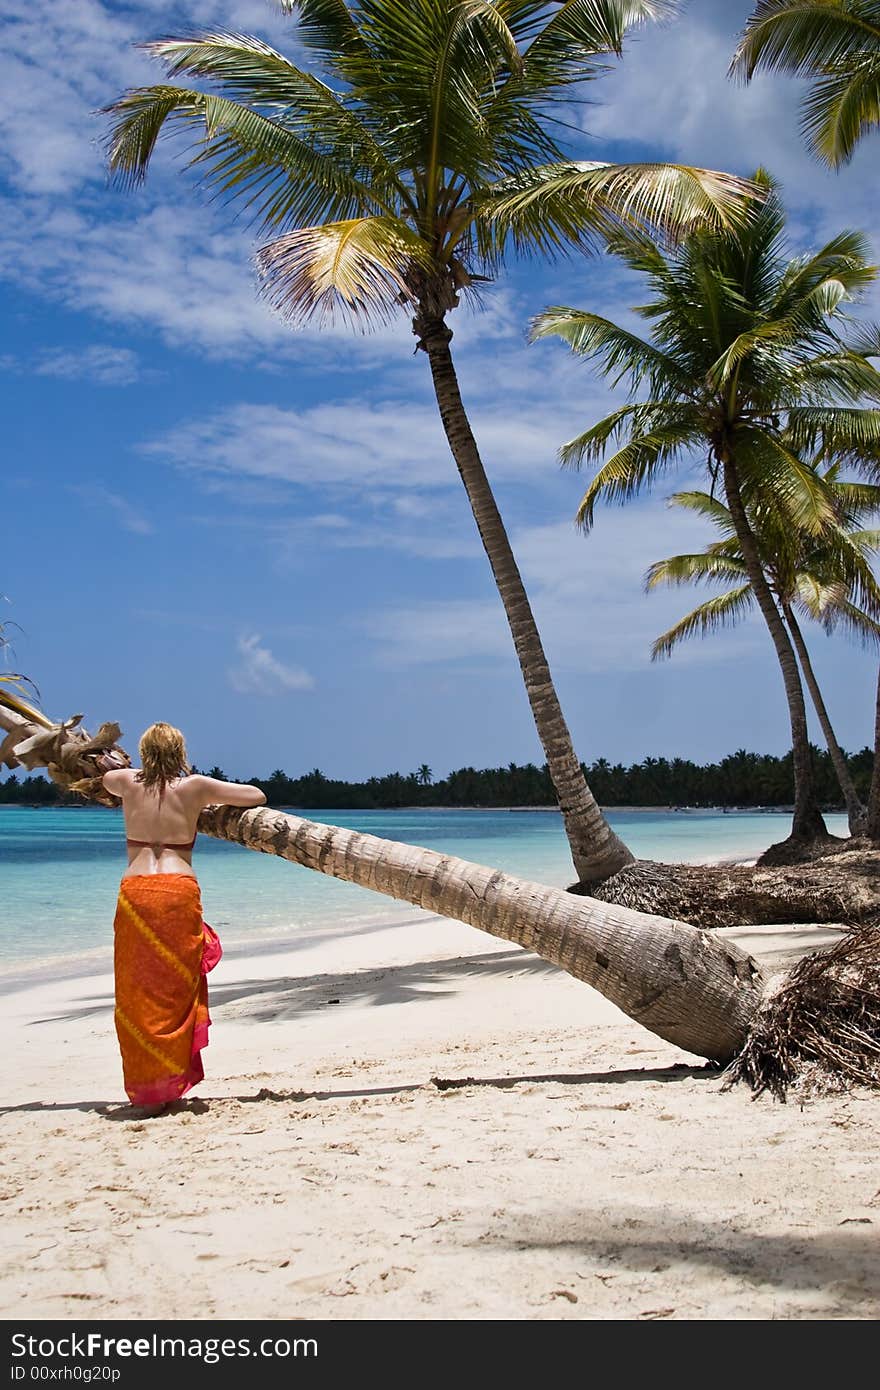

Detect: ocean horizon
[0, 804, 849, 986]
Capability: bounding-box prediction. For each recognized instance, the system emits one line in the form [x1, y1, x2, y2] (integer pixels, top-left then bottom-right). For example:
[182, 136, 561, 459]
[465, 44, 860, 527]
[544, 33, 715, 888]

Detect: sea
[0, 804, 848, 982]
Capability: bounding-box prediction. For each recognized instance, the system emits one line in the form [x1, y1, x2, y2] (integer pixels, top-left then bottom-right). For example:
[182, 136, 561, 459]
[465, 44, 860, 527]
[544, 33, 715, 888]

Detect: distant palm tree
[531, 171, 880, 851]
[731, 0, 880, 166]
[417, 763, 433, 786]
[646, 474, 880, 831]
[102, 0, 756, 885]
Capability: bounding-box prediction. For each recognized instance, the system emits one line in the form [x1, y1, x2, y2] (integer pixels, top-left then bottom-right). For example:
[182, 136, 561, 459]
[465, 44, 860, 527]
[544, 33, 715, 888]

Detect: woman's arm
[190, 775, 267, 810]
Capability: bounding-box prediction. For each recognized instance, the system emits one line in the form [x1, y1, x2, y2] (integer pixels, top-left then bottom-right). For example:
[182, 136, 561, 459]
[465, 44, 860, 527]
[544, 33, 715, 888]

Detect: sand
[1, 910, 878, 1322]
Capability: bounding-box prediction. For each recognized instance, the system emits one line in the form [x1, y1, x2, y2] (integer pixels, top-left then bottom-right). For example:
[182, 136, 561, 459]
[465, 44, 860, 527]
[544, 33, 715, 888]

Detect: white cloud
[227, 632, 314, 695]
[367, 505, 765, 675]
[0, 1, 295, 195]
[144, 359, 617, 497]
[33, 344, 141, 385]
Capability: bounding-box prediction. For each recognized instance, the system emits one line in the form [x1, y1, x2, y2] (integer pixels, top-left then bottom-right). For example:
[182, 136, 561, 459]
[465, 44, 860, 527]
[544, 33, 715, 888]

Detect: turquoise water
[0, 805, 847, 975]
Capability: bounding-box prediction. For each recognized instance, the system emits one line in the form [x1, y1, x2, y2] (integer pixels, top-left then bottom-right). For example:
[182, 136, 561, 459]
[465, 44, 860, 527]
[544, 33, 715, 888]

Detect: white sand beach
[1, 911, 878, 1322]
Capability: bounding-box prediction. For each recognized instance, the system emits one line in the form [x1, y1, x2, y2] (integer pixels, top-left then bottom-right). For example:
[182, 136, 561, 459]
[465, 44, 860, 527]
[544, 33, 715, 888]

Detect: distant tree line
[1, 747, 874, 811]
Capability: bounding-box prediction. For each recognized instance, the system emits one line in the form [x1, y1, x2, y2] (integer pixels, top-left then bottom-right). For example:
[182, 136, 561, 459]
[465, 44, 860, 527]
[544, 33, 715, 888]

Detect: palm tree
[101, 0, 757, 886]
[646, 476, 880, 832]
[731, 0, 880, 166]
[8, 692, 880, 1093]
[0, 692, 769, 1063]
[531, 171, 880, 854]
[418, 763, 434, 786]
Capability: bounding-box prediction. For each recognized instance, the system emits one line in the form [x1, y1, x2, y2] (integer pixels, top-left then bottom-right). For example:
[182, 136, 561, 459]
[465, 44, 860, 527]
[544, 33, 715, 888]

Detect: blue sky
[2, 0, 879, 781]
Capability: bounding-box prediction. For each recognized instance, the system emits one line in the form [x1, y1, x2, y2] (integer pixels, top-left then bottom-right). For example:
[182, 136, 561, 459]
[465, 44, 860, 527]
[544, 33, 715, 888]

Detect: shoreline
[0, 847, 764, 994]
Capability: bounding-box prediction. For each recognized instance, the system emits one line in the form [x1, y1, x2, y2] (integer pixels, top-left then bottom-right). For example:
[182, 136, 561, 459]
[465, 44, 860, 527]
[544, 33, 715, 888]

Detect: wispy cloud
[33, 344, 141, 385]
[69, 483, 153, 534]
[367, 506, 765, 675]
[227, 632, 314, 695]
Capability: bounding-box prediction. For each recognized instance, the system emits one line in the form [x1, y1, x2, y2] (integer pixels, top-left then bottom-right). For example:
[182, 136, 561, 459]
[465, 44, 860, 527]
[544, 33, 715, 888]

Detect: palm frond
[140, 31, 411, 206]
[666, 489, 738, 532]
[803, 58, 880, 163]
[572, 415, 703, 525]
[651, 585, 755, 660]
[530, 306, 693, 393]
[482, 160, 758, 259]
[731, 1, 880, 166]
[645, 550, 749, 590]
[787, 405, 880, 456]
[104, 84, 390, 229]
[255, 215, 432, 328]
[732, 1, 880, 80]
[737, 426, 838, 534]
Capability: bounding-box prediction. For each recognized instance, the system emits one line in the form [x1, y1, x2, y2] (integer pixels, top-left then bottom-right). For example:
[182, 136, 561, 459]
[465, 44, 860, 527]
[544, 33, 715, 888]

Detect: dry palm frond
[725, 925, 880, 1099]
[255, 216, 431, 329]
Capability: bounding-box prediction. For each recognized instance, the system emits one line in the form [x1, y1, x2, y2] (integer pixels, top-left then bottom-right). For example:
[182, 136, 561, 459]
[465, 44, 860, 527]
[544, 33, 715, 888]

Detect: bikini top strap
[126, 832, 198, 851]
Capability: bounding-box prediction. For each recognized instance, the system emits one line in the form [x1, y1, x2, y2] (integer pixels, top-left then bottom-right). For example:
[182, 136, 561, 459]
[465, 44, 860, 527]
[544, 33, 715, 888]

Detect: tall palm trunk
[722, 455, 828, 841]
[198, 802, 762, 1061]
[866, 664, 880, 841]
[415, 307, 633, 884]
[783, 603, 866, 834]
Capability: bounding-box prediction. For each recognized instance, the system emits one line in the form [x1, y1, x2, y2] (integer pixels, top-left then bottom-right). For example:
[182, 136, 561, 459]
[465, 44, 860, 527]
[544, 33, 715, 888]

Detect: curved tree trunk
[866, 663, 880, 841]
[722, 456, 828, 848]
[197, 802, 763, 1062]
[415, 306, 633, 884]
[0, 699, 764, 1061]
[783, 604, 866, 834]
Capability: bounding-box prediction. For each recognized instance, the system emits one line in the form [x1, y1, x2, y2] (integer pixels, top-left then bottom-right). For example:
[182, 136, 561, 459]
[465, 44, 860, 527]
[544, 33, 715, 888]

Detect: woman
[102, 722, 266, 1115]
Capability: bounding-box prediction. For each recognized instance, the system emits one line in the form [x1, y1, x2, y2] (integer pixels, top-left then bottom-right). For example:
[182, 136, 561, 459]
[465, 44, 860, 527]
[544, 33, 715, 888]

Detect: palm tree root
[756, 831, 847, 866]
[724, 925, 880, 1099]
[578, 851, 880, 930]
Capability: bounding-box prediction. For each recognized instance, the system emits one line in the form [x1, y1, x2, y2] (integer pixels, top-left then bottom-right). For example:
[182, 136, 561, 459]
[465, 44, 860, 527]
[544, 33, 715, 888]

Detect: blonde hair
[136, 723, 191, 793]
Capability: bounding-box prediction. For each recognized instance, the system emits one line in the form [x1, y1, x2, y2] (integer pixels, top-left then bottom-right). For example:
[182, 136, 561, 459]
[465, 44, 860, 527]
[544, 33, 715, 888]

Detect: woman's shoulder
[102, 767, 137, 793]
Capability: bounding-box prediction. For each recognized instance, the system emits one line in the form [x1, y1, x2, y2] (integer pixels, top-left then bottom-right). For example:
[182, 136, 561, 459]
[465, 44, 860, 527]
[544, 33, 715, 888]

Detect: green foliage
[732, 1, 880, 166]
[532, 173, 880, 534]
[647, 471, 880, 659]
[2, 747, 872, 809]
[103, 1, 754, 329]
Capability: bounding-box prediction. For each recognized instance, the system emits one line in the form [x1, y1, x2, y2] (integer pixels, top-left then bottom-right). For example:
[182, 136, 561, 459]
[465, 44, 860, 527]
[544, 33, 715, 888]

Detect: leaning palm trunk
[0, 698, 754, 1058]
[197, 801, 758, 1059]
[722, 456, 828, 849]
[6, 699, 880, 1092]
[415, 304, 633, 885]
[783, 604, 866, 834]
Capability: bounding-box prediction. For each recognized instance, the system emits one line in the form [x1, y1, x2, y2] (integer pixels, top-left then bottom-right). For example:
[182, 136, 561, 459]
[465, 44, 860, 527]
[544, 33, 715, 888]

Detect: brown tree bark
[416, 306, 632, 884]
[722, 455, 828, 851]
[197, 802, 763, 1062]
[783, 603, 866, 834]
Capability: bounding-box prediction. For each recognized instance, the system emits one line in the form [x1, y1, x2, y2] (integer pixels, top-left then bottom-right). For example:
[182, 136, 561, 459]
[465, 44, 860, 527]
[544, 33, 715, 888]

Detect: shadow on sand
[474, 1204, 880, 1303]
[25, 947, 560, 1030]
[0, 1060, 715, 1120]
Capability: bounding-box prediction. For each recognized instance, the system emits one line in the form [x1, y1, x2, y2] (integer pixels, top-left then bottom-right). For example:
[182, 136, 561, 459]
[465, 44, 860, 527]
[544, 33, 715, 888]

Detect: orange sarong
[113, 875, 222, 1106]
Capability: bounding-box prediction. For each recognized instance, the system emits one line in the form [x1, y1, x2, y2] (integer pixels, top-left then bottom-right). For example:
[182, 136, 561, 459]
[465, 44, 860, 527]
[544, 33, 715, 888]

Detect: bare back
[103, 769, 267, 880]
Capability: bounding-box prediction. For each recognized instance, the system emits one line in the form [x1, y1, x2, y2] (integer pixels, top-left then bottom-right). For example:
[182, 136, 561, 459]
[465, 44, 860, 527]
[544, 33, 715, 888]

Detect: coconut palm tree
[531, 171, 880, 855]
[646, 475, 880, 832]
[101, 0, 758, 886]
[0, 693, 762, 1057]
[731, 0, 880, 167]
[6, 691, 880, 1094]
